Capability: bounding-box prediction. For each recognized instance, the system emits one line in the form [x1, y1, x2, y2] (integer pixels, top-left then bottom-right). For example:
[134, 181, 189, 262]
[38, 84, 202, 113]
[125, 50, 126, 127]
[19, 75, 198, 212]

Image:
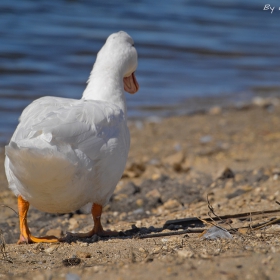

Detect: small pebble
[209, 106, 222, 115]
[68, 218, 79, 230]
[66, 273, 81, 280]
[200, 135, 212, 144]
[152, 247, 162, 254]
[76, 251, 91, 258]
[135, 220, 142, 228]
[46, 228, 63, 238]
[177, 250, 194, 258]
[163, 199, 180, 210]
[45, 245, 59, 254]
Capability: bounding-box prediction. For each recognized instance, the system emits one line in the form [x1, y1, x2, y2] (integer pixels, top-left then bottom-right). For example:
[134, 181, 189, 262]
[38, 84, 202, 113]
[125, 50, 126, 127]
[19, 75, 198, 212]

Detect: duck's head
[97, 31, 139, 94]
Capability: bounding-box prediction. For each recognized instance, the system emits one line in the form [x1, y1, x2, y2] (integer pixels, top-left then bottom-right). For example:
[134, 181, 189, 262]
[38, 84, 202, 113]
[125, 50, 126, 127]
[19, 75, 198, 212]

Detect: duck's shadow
[63, 217, 205, 244]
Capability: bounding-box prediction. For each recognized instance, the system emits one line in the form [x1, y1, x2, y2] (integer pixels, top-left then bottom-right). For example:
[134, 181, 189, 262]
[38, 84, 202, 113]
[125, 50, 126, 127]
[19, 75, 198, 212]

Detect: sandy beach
[1, 98, 280, 279]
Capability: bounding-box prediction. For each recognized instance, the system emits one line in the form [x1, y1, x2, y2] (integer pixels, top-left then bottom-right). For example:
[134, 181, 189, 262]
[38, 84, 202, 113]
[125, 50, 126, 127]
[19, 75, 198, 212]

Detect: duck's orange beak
[123, 72, 139, 94]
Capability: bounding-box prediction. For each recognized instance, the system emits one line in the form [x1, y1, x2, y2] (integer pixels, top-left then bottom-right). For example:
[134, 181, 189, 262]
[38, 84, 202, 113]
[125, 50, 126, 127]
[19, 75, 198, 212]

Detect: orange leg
[17, 195, 59, 244]
[69, 203, 118, 238]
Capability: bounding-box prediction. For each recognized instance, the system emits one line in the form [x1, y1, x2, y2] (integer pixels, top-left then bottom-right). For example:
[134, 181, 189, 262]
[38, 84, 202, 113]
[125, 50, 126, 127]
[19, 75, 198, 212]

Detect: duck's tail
[4, 137, 91, 213]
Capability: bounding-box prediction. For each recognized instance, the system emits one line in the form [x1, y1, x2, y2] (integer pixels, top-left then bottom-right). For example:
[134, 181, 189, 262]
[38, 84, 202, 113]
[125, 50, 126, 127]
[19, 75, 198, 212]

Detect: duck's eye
[132, 44, 135, 47]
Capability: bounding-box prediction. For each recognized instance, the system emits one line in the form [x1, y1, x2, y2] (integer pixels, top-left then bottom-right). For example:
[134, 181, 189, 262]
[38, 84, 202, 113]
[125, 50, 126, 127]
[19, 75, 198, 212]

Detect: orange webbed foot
[66, 203, 119, 240]
[17, 234, 59, 244]
[17, 195, 60, 244]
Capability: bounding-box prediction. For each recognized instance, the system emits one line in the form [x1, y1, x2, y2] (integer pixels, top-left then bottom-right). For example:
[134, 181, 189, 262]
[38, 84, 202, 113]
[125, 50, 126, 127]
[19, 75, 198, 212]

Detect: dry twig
[137, 228, 204, 239]
[206, 194, 237, 234]
[0, 229, 12, 263]
[252, 217, 280, 231]
[1, 204, 18, 216]
[164, 207, 280, 230]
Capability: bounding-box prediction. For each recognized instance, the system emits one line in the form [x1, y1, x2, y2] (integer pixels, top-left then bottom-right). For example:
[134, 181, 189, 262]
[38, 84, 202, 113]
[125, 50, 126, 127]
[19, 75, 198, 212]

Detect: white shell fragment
[201, 226, 233, 240]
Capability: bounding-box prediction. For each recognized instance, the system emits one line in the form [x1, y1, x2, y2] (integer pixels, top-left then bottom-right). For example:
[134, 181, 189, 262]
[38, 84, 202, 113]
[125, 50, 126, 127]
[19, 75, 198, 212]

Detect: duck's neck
[82, 66, 127, 118]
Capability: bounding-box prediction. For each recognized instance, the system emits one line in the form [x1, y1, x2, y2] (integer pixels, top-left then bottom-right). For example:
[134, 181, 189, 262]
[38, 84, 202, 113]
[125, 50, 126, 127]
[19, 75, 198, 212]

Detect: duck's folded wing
[15, 96, 79, 139]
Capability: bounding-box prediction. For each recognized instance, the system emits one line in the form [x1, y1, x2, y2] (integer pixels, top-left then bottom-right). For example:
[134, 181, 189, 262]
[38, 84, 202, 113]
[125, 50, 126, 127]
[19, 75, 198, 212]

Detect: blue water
[1, 0, 280, 144]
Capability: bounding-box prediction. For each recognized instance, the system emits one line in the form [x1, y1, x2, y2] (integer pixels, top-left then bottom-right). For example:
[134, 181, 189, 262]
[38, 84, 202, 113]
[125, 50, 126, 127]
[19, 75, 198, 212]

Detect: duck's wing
[10, 96, 127, 159]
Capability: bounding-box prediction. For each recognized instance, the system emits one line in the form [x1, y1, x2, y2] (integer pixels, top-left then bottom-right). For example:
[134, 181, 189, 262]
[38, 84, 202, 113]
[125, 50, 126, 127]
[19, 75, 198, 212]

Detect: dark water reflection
[0, 0, 280, 143]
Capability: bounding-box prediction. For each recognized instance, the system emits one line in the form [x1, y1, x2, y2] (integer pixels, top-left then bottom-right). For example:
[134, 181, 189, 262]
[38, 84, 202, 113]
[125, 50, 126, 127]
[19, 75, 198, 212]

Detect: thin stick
[164, 209, 280, 228]
[0, 229, 12, 263]
[1, 205, 19, 217]
[206, 194, 237, 233]
[207, 194, 224, 223]
[252, 217, 280, 231]
[0, 229, 7, 259]
[137, 228, 204, 239]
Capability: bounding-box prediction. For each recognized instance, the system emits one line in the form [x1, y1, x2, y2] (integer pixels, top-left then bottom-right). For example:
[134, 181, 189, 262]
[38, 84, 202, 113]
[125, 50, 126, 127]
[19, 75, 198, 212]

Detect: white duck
[5, 31, 139, 244]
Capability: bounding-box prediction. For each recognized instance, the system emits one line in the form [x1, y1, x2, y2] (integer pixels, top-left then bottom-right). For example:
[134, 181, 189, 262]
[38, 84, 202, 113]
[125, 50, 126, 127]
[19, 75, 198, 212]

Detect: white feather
[5, 31, 138, 214]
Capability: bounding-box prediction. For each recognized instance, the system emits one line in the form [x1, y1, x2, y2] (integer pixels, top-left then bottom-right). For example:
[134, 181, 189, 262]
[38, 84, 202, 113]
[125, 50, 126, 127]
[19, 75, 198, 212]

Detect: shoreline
[128, 88, 280, 119]
[2, 90, 280, 146]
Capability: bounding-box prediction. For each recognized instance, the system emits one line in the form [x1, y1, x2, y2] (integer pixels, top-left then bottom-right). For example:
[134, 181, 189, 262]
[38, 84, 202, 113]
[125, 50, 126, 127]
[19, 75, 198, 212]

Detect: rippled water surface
[1, 0, 280, 143]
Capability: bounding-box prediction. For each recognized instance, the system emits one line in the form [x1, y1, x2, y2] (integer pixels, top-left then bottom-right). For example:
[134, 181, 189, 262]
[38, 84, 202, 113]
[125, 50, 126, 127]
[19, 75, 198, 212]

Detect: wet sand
[1, 98, 280, 279]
